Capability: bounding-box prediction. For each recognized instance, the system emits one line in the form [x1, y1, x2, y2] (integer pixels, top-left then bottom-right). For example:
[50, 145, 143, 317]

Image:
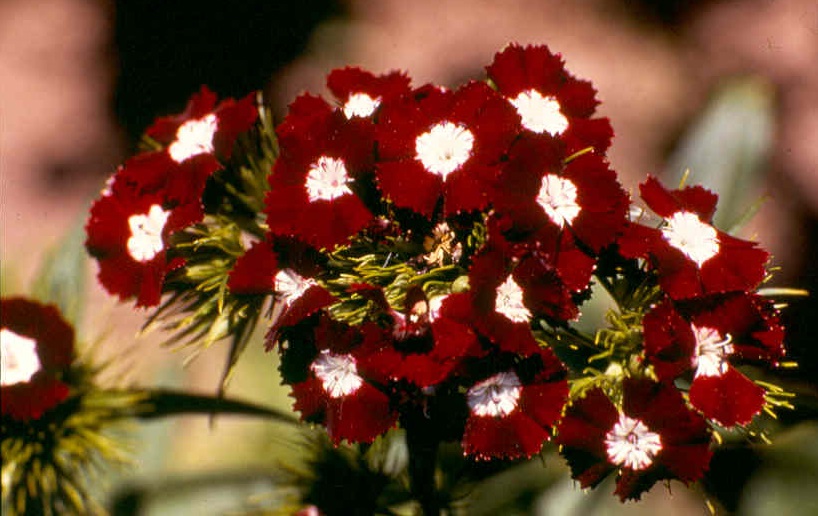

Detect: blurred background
[1, 0, 817, 513]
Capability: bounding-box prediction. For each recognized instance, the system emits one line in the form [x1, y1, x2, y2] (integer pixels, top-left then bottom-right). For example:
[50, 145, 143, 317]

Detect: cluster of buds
[82, 43, 791, 503]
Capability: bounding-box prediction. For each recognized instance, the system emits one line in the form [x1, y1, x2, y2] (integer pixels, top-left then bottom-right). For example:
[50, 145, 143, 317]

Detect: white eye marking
[537, 174, 580, 227]
[127, 204, 170, 262]
[310, 350, 364, 398]
[509, 90, 568, 135]
[305, 156, 353, 202]
[168, 113, 218, 163]
[605, 414, 663, 470]
[467, 371, 523, 417]
[415, 122, 475, 179]
[662, 211, 720, 267]
[1, 329, 42, 386]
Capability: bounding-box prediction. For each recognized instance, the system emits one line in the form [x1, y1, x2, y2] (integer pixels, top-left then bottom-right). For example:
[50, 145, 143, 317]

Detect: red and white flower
[643, 293, 785, 426]
[486, 43, 614, 153]
[326, 67, 411, 119]
[1, 298, 75, 421]
[556, 378, 712, 501]
[462, 347, 568, 460]
[266, 95, 375, 250]
[618, 176, 769, 299]
[375, 81, 520, 217]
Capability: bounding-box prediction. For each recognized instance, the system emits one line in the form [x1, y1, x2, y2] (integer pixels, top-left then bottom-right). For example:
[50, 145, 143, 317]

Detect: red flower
[643, 293, 784, 426]
[288, 316, 398, 445]
[462, 347, 568, 460]
[375, 81, 520, 217]
[495, 137, 629, 252]
[556, 378, 712, 501]
[1, 298, 75, 421]
[85, 183, 192, 307]
[265, 95, 375, 250]
[146, 86, 258, 163]
[327, 67, 411, 119]
[486, 43, 613, 153]
[618, 176, 768, 299]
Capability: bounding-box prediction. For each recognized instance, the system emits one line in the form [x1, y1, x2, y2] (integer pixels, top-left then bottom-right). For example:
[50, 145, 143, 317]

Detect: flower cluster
[83, 43, 791, 505]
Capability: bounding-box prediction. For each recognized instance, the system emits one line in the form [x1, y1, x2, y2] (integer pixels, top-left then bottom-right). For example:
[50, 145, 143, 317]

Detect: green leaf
[31, 215, 88, 327]
[664, 78, 775, 232]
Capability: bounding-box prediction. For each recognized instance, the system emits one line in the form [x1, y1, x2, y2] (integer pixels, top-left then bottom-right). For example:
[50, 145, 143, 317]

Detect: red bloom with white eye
[375, 81, 520, 218]
[265, 95, 375, 251]
[462, 347, 568, 460]
[85, 183, 197, 307]
[1, 298, 75, 421]
[618, 176, 769, 299]
[643, 294, 785, 426]
[556, 378, 712, 501]
[495, 136, 628, 252]
[145, 86, 258, 163]
[288, 316, 398, 445]
[486, 43, 613, 153]
[327, 67, 411, 119]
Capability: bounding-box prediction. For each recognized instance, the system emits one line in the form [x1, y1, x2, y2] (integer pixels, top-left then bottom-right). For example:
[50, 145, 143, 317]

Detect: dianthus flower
[643, 293, 785, 426]
[495, 137, 628, 252]
[618, 176, 769, 299]
[375, 81, 520, 218]
[326, 67, 411, 120]
[265, 95, 375, 250]
[1, 298, 74, 421]
[486, 43, 614, 153]
[85, 182, 195, 307]
[556, 378, 712, 501]
[462, 346, 568, 460]
[282, 314, 398, 445]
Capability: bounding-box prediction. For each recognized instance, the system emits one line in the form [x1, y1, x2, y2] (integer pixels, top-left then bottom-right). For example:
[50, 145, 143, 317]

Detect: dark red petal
[557, 77, 599, 118]
[268, 286, 337, 349]
[291, 376, 327, 422]
[561, 117, 614, 154]
[643, 301, 696, 381]
[520, 381, 568, 430]
[1, 376, 70, 421]
[616, 222, 659, 260]
[325, 383, 397, 445]
[699, 232, 768, 295]
[689, 366, 766, 426]
[145, 86, 218, 143]
[486, 43, 566, 97]
[640, 176, 719, 221]
[1, 298, 75, 370]
[376, 161, 443, 217]
[555, 388, 618, 453]
[228, 241, 279, 294]
[326, 67, 411, 105]
[213, 93, 258, 159]
[463, 411, 549, 460]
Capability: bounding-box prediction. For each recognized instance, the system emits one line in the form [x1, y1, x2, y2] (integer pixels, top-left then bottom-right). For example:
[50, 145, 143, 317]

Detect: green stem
[128, 388, 298, 424]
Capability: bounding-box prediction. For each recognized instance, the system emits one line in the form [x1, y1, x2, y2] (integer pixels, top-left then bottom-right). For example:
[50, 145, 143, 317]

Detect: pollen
[467, 371, 523, 417]
[415, 121, 475, 179]
[0, 329, 42, 386]
[495, 275, 531, 323]
[510, 90, 569, 135]
[305, 156, 353, 202]
[538, 174, 581, 227]
[692, 325, 734, 378]
[605, 413, 663, 470]
[126, 204, 170, 263]
[311, 350, 364, 398]
[168, 113, 218, 163]
[661, 211, 720, 267]
[343, 93, 380, 118]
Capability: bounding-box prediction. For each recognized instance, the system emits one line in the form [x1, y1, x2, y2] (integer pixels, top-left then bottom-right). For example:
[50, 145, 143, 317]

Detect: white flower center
[662, 211, 720, 267]
[692, 325, 734, 378]
[127, 204, 170, 262]
[510, 90, 569, 135]
[415, 121, 475, 179]
[467, 371, 523, 417]
[538, 174, 581, 227]
[305, 156, 353, 202]
[168, 113, 218, 163]
[343, 93, 380, 118]
[310, 350, 364, 398]
[605, 413, 663, 470]
[495, 276, 531, 323]
[0, 329, 42, 386]
[274, 269, 316, 307]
